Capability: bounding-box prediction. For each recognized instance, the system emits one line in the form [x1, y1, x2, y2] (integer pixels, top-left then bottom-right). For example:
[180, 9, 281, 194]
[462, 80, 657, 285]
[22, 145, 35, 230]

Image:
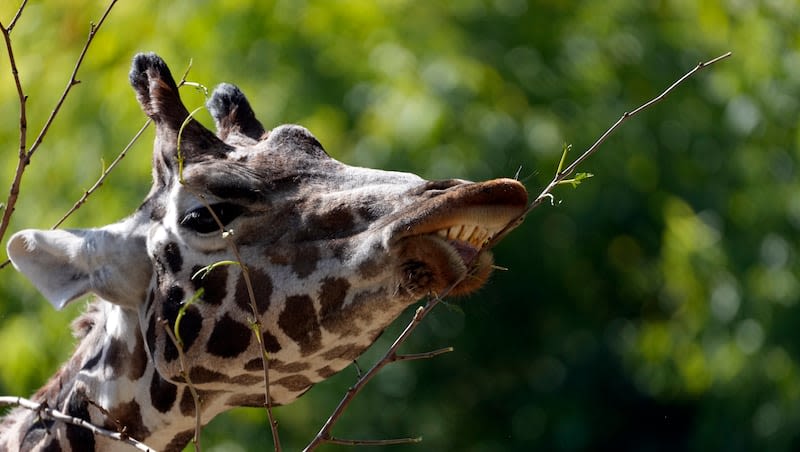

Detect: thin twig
[0, 60, 194, 270]
[304, 51, 733, 450]
[487, 51, 733, 247]
[393, 347, 454, 363]
[26, 0, 118, 161]
[239, 262, 283, 452]
[0, 0, 118, 248]
[303, 289, 457, 451]
[0, 4, 29, 245]
[325, 436, 423, 446]
[6, 0, 28, 32]
[175, 87, 282, 450]
[0, 396, 156, 451]
[160, 319, 203, 452]
[190, 201, 283, 450]
[52, 119, 151, 229]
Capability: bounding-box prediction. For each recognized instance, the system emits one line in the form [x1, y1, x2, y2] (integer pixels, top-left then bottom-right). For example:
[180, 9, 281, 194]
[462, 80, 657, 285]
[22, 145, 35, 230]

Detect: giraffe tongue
[448, 239, 480, 264]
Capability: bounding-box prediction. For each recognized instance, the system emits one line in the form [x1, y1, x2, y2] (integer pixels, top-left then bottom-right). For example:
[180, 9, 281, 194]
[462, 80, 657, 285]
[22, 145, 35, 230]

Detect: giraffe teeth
[468, 227, 484, 246]
[459, 225, 475, 241]
[434, 225, 491, 249]
[447, 225, 463, 240]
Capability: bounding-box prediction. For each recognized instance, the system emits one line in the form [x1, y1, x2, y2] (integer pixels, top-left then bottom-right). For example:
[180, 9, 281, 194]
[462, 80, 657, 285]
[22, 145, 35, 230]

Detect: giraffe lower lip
[447, 239, 480, 264]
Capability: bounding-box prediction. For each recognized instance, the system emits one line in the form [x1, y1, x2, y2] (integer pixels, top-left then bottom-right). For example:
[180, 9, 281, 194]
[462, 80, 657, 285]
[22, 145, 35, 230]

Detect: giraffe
[0, 53, 527, 451]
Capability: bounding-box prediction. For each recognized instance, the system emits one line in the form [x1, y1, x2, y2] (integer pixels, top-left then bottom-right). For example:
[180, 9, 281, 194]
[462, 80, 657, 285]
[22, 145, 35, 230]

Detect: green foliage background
[0, 1, 798, 450]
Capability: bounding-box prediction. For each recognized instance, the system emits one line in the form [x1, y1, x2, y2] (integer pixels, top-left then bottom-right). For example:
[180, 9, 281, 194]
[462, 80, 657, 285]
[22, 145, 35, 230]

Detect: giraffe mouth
[394, 178, 528, 296]
[425, 209, 519, 265]
[436, 224, 491, 249]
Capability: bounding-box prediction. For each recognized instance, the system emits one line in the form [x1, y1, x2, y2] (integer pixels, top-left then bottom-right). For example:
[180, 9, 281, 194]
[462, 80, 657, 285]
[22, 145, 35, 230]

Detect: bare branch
[1, 60, 194, 270]
[325, 436, 423, 446]
[0, 9, 29, 251]
[487, 51, 733, 247]
[393, 347, 454, 363]
[6, 1, 28, 32]
[161, 319, 203, 451]
[177, 95, 283, 449]
[0, 396, 156, 451]
[242, 264, 284, 452]
[304, 51, 733, 450]
[26, 0, 118, 161]
[51, 119, 152, 229]
[303, 290, 456, 451]
[0, 0, 119, 249]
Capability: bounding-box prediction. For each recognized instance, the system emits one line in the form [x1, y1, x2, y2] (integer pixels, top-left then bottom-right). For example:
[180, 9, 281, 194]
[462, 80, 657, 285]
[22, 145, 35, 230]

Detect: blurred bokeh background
[1, 1, 798, 450]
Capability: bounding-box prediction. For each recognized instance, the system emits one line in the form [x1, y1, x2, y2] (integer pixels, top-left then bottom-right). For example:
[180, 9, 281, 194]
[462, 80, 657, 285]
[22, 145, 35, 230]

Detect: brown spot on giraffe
[321, 343, 366, 362]
[234, 267, 272, 314]
[206, 313, 252, 358]
[271, 359, 312, 373]
[225, 393, 269, 408]
[318, 277, 352, 335]
[164, 430, 196, 452]
[149, 371, 178, 414]
[317, 366, 337, 379]
[128, 329, 148, 380]
[191, 264, 228, 306]
[189, 366, 227, 384]
[279, 295, 323, 356]
[230, 374, 265, 386]
[266, 243, 321, 278]
[273, 374, 313, 392]
[104, 399, 150, 441]
[65, 388, 95, 450]
[179, 387, 195, 417]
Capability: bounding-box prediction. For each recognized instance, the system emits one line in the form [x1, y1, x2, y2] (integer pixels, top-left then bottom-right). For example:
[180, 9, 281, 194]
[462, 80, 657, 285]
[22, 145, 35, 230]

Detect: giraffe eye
[180, 202, 244, 234]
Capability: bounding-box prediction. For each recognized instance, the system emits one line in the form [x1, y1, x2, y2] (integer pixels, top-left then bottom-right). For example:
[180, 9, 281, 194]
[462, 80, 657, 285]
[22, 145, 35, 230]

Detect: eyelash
[180, 202, 244, 234]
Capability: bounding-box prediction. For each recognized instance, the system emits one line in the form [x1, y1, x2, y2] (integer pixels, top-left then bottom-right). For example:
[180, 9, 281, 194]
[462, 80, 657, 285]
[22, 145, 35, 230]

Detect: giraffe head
[6, 53, 527, 406]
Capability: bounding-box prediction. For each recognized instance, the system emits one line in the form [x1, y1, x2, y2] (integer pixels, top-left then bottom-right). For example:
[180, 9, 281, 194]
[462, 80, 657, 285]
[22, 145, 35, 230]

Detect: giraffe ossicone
[1, 52, 527, 451]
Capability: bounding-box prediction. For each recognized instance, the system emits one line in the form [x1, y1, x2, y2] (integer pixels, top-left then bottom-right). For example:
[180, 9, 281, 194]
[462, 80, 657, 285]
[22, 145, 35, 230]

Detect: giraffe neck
[0, 300, 225, 451]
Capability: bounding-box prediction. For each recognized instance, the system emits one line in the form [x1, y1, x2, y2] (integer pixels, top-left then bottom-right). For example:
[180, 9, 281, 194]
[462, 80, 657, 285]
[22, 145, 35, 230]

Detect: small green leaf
[557, 143, 572, 174]
[182, 81, 209, 98]
[558, 172, 594, 188]
[192, 260, 242, 280]
[173, 288, 205, 348]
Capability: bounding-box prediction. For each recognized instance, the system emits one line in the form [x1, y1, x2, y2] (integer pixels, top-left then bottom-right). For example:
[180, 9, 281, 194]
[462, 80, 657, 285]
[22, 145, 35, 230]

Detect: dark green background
[1, 1, 797, 450]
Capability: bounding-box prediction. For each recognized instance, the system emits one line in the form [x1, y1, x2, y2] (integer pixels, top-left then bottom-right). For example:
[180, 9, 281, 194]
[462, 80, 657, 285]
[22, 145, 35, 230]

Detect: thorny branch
[0, 0, 119, 265]
[303, 51, 732, 451]
[0, 397, 155, 451]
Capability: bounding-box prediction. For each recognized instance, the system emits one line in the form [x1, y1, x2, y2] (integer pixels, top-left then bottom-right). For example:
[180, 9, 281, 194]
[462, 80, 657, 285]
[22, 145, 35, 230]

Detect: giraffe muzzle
[392, 178, 528, 296]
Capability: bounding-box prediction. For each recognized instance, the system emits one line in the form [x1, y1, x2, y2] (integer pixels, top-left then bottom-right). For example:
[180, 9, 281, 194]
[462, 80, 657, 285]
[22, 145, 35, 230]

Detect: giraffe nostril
[428, 179, 466, 190]
[416, 179, 468, 195]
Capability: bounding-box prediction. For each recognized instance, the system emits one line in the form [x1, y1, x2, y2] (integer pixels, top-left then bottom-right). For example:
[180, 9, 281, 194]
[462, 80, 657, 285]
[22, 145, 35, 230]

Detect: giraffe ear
[206, 83, 266, 143]
[6, 225, 151, 310]
[129, 52, 230, 163]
